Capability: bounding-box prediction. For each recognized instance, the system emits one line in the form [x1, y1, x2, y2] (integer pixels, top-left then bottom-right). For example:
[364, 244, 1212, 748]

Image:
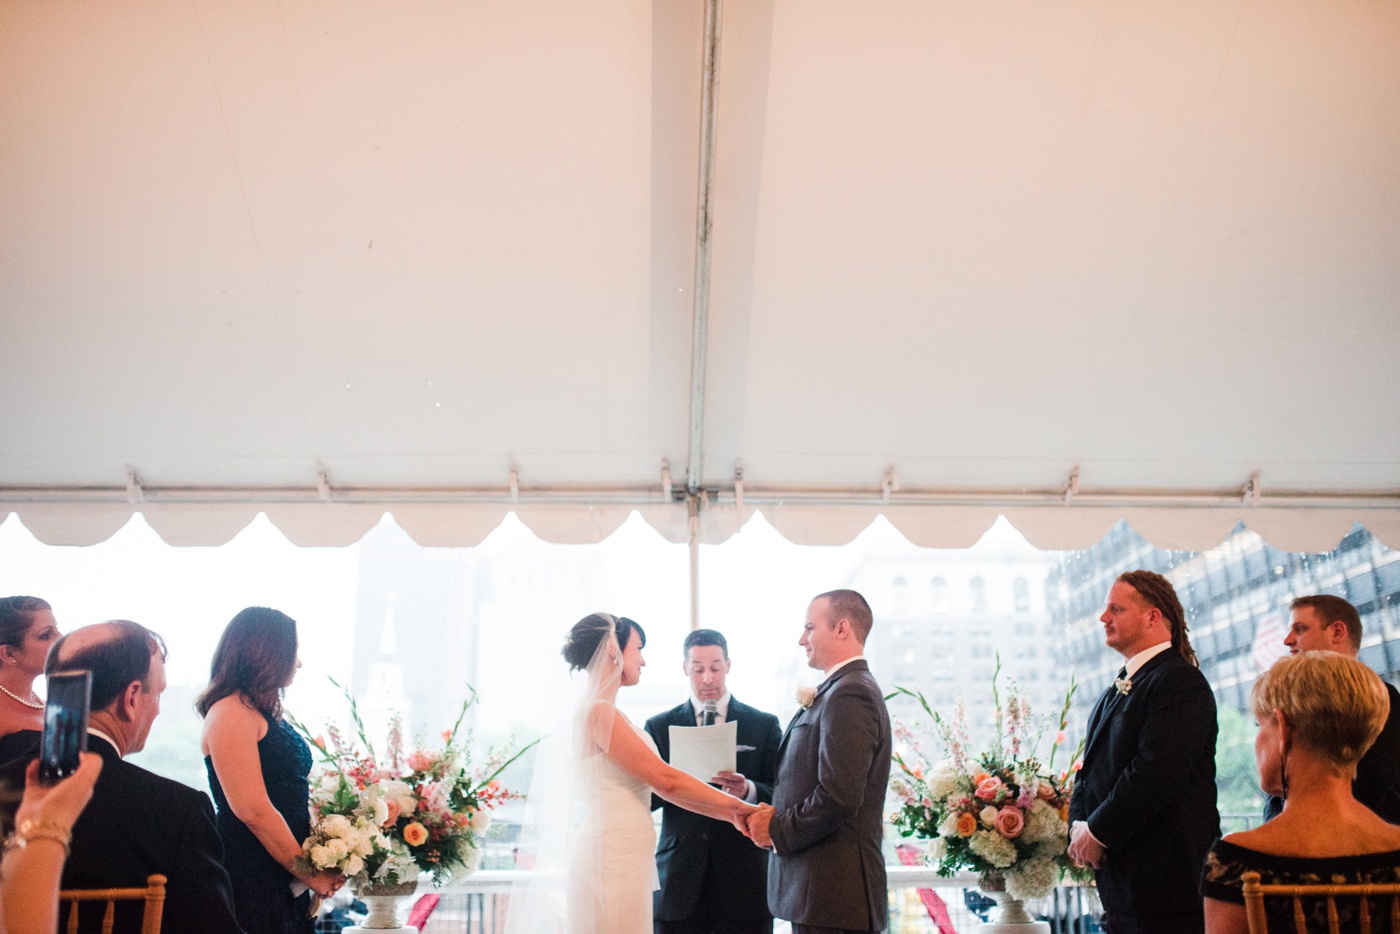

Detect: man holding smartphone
[1, 620, 244, 934]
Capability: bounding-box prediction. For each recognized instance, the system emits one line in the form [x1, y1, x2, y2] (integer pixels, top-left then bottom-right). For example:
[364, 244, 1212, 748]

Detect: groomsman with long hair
[1068, 570, 1220, 934]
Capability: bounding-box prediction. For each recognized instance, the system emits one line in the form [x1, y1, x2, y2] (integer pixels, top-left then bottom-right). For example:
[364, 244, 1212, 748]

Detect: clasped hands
[726, 800, 775, 849]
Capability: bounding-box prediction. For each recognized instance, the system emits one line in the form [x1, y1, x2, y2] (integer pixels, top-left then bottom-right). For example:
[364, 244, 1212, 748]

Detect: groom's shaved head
[814, 589, 873, 644]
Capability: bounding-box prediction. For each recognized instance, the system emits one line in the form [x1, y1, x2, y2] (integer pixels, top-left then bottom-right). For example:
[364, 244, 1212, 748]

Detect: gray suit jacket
[767, 659, 891, 932]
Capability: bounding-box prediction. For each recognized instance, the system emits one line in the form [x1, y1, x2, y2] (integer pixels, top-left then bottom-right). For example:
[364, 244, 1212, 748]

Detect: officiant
[645, 629, 782, 934]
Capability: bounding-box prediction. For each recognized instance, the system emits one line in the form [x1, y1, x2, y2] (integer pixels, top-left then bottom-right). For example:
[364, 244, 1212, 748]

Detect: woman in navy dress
[197, 607, 343, 934]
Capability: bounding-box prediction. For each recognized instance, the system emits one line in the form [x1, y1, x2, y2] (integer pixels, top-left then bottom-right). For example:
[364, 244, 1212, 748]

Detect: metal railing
[315, 867, 1102, 933]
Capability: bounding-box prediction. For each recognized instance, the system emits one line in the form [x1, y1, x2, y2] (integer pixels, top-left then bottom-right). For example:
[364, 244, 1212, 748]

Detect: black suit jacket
[1069, 650, 1220, 921]
[1, 731, 244, 934]
[1264, 680, 1400, 823]
[645, 695, 781, 923]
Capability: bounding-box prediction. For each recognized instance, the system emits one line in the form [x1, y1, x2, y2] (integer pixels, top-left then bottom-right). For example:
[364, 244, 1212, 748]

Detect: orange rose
[955, 812, 978, 837]
[403, 822, 429, 847]
[1059, 804, 1070, 823]
[972, 772, 990, 785]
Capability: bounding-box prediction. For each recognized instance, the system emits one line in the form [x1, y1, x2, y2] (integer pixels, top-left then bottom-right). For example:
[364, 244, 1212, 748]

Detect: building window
[1014, 577, 1030, 613]
[892, 575, 908, 615]
[930, 576, 948, 613]
[970, 576, 987, 614]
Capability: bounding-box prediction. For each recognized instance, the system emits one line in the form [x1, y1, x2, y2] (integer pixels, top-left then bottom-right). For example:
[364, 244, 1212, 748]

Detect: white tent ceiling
[2, 0, 1398, 551]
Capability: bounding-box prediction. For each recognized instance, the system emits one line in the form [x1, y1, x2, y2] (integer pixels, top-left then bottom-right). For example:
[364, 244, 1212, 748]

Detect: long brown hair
[1117, 570, 1197, 668]
[195, 607, 298, 720]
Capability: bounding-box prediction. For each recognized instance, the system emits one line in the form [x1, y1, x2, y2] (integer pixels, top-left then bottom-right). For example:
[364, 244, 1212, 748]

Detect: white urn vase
[976, 873, 1050, 934]
[355, 878, 418, 931]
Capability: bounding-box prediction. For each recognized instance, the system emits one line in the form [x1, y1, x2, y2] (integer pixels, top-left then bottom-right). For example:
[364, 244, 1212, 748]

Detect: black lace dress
[1201, 838, 1400, 934]
[206, 714, 315, 934]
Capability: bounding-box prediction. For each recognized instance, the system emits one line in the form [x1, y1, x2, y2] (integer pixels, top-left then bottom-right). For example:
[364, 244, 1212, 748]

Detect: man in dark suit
[1068, 570, 1220, 934]
[1261, 594, 1400, 822]
[746, 590, 891, 934]
[1, 620, 244, 934]
[645, 628, 782, 934]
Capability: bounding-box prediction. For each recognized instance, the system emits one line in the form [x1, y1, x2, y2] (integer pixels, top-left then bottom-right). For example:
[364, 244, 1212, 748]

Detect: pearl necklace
[0, 684, 43, 710]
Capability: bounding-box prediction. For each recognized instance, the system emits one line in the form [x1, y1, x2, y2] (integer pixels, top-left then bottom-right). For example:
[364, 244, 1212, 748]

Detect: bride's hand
[730, 800, 759, 837]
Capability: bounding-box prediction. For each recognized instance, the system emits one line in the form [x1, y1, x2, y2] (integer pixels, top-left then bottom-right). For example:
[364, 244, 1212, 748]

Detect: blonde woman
[1201, 651, 1400, 934]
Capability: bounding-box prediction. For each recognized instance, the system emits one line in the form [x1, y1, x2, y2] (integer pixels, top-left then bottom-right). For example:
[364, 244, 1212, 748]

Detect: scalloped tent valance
[5, 505, 1398, 556]
[2, 0, 1397, 551]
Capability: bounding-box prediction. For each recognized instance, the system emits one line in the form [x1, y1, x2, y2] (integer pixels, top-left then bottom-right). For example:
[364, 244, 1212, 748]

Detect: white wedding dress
[569, 712, 660, 934]
[506, 619, 661, 934]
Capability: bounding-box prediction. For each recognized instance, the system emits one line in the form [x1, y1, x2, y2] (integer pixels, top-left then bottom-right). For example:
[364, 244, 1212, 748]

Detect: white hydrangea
[1021, 800, 1065, 845]
[321, 814, 352, 838]
[926, 760, 960, 800]
[1007, 857, 1060, 901]
[968, 830, 1017, 868]
[929, 836, 948, 863]
[376, 779, 418, 817]
[938, 811, 962, 838]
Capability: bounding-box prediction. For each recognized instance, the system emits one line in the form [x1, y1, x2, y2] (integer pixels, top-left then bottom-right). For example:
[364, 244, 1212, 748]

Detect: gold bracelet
[3, 820, 72, 857]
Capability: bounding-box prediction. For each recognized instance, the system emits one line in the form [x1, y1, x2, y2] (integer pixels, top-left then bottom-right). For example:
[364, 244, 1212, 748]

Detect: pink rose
[382, 799, 401, 826]
[406, 750, 436, 773]
[994, 806, 1025, 839]
[974, 777, 1004, 802]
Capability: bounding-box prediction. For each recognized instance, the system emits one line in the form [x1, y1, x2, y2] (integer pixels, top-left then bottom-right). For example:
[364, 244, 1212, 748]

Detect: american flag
[1252, 610, 1290, 672]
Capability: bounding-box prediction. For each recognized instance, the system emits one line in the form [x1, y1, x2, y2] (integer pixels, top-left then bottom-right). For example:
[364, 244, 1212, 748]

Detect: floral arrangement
[290, 683, 536, 889]
[888, 660, 1090, 901]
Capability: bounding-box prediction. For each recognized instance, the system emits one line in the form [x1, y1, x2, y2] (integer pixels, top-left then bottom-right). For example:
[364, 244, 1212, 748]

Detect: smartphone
[39, 670, 91, 784]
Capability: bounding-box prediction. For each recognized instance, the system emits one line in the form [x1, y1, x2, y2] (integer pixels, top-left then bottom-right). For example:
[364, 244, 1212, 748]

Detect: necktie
[701, 700, 718, 726]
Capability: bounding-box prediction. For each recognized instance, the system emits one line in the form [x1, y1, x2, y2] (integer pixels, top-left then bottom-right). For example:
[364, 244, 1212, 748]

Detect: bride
[507, 613, 759, 934]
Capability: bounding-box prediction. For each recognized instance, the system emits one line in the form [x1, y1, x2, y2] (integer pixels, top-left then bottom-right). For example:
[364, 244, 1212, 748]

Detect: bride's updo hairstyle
[561, 612, 647, 672]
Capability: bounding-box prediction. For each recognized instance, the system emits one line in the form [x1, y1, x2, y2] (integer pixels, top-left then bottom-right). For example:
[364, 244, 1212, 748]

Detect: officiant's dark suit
[758, 591, 891, 934]
[1070, 572, 1219, 934]
[646, 695, 781, 933]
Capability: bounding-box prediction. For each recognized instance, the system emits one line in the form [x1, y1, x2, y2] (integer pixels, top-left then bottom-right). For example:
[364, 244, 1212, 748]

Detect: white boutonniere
[796, 686, 817, 709]
[1113, 675, 1133, 696]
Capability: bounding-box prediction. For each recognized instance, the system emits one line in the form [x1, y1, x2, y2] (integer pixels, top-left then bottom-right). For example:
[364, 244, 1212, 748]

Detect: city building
[1052, 521, 1400, 734]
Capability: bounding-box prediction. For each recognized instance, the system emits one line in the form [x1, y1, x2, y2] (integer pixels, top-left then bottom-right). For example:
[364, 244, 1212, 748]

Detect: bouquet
[290, 683, 536, 888]
[888, 660, 1090, 901]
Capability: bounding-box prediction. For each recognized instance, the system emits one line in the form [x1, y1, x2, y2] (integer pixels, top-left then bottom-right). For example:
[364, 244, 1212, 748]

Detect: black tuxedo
[1069, 650, 1220, 933]
[1, 731, 244, 934]
[1264, 680, 1400, 823]
[645, 695, 781, 932]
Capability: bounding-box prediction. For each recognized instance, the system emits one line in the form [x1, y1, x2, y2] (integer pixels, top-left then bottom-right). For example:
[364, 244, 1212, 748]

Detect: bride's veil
[504, 613, 624, 934]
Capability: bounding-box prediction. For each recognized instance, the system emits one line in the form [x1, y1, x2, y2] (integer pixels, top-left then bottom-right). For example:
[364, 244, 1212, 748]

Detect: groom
[745, 590, 891, 934]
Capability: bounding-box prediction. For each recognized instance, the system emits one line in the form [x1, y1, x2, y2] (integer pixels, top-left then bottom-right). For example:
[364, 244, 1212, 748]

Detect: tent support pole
[686, 0, 723, 496]
[688, 494, 701, 630]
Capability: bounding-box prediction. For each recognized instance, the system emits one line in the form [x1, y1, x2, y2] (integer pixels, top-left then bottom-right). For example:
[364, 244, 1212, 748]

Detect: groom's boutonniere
[1113, 675, 1133, 696]
[796, 686, 817, 709]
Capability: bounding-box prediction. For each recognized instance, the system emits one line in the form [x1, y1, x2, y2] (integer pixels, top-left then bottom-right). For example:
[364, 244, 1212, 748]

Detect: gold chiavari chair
[1243, 870, 1400, 934]
[58, 873, 165, 934]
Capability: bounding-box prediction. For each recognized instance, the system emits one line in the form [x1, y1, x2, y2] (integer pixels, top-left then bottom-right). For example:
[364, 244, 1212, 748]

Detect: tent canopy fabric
[3, 0, 1398, 550]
